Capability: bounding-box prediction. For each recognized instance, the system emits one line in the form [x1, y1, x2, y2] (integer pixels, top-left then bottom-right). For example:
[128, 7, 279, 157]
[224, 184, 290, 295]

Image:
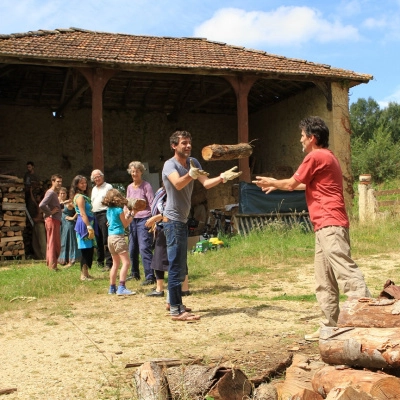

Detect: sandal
[166, 304, 192, 312]
[80, 276, 93, 281]
[171, 312, 200, 321]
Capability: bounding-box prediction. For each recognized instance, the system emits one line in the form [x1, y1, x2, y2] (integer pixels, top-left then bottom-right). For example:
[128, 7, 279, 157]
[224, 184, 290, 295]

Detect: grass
[2, 214, 400, 315]
[3, 215, 400, 399]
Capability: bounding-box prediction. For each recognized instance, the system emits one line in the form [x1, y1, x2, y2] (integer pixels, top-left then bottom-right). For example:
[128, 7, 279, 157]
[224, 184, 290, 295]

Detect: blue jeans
[128, 217, 154, 280]
[163, 220, 188, 313]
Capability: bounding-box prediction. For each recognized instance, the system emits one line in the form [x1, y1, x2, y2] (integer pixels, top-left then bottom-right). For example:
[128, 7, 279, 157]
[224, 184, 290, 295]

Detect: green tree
[380, 102, 400, 142]
[349, 97, 381, 142]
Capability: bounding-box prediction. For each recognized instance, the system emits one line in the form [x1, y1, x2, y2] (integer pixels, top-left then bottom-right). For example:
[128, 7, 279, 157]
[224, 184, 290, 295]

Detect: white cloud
[193, 7, 360, 48]
[338, 0, 362, 17]
[363, 17, 387, 29]
[381, 86, 400, 108]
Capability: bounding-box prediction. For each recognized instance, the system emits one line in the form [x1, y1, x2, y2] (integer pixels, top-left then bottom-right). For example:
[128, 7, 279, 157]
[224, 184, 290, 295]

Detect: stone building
[0, 27, 372, 209]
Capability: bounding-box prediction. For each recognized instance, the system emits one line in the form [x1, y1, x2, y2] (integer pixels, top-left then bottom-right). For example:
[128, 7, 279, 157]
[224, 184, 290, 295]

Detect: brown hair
[102, 188, 127, 208]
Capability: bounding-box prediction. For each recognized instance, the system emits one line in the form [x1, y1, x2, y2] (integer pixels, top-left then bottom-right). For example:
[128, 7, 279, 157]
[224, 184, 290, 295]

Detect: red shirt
[293, 149, 349, 231]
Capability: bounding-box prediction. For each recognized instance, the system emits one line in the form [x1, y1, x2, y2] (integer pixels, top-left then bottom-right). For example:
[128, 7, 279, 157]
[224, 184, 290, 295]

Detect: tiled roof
[0, 27, 372, 82]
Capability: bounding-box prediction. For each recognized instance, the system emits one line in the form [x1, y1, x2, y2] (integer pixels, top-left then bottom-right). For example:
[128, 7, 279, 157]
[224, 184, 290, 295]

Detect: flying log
[201, 143, 253, 161]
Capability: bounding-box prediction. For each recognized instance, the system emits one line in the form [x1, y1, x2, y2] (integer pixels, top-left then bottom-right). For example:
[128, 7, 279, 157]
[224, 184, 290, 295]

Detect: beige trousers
[314, 226, 371, 326]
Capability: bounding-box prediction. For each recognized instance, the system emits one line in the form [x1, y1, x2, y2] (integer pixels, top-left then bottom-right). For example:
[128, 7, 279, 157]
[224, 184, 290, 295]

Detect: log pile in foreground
[0, 175, 26, 259]
[130, 282, 400, 399]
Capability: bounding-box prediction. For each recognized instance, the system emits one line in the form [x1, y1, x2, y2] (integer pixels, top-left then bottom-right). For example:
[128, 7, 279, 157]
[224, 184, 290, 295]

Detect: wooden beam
[313, 81, 332, 111]
[53, 82, 90, 117]
[77, 67, 116, 171]
[225, 75, 258, 183]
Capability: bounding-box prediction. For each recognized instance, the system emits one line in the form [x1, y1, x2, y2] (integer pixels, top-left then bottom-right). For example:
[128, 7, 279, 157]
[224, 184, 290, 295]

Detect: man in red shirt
[253, 116, 371, 340]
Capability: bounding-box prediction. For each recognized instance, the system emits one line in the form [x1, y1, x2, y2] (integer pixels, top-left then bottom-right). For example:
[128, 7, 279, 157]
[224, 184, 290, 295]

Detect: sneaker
[141, 279, 156, 286]
[116, 286, 135, 296]
[304, 328, 320, 341]
[108, 286, 117, 295]
[146, 289, 164, 297]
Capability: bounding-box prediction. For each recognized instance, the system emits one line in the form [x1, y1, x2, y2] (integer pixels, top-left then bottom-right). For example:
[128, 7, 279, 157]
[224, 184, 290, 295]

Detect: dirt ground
[1, 252, 397, 399]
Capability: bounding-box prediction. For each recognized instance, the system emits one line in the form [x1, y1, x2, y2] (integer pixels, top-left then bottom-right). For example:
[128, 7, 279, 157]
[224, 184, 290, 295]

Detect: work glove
[220, 166, 242, 183]
[189, 159, 209, 179]
[87, 226, 95, 240]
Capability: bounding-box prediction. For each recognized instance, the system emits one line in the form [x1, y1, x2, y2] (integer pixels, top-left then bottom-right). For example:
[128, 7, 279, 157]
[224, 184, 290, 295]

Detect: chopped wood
[207, 368, 252, 400]
[201, 143, 253, 161]
[291, 388, 324, 399]
[274, 354, 326, 399]
[166, 364, 220, 400]
[1, 202, 26, 211]
[3, 214, 26, 222]
[0, 174, 23, 183]
[338, 298, 400, 327]
[133, 361, 169, 400]
[0, 236, 23, 244]
[253, 382, 278, 400]
[319, 326, 400, 369]
[312, 365, 400, 399]
[325, 385, 374, 400]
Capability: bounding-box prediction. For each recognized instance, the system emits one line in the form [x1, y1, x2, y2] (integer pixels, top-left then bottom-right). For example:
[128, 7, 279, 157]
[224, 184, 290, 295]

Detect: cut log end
[201, 143, 253, 161]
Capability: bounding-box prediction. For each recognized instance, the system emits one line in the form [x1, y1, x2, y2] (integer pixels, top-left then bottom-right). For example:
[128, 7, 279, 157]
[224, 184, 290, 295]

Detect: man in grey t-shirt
[162, 130, 241, 321]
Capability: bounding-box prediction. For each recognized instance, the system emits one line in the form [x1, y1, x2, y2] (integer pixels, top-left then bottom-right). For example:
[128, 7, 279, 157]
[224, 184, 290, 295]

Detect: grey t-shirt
[162, 157, 202, 223]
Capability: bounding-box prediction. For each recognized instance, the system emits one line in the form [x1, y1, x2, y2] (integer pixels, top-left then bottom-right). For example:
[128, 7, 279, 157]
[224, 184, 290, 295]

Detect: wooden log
[166, 364, 219, 400]
[312, 366, 400, 399]
[133, 361, 169, 400]
[253, 382, 278, 400]
[274, 354, 326, 399]
[0, 174, 23, 183]
[3, 214, 25, 222]
[291, 388, 324, 399]
[207, 368, 252, 400]
[201, 143, 253, 161]
[338, 298, 400, 327]
[319, 326, 400, 369]
[325, 385, 374, 400]
[1, 202, 26, 211]
[0, 236, 22, 244]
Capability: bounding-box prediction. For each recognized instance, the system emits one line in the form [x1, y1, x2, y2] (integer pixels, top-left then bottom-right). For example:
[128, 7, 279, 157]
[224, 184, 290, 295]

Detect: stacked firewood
[0, 174, 26, 259]
[254, 281, 400, 399]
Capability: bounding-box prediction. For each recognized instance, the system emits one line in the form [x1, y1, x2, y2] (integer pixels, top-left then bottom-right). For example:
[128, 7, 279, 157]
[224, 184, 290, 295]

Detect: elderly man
[91, 169, 113, 271]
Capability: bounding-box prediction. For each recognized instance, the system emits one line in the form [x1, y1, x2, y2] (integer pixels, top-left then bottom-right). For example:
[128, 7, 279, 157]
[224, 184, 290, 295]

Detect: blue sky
[1, 0, 399, 108]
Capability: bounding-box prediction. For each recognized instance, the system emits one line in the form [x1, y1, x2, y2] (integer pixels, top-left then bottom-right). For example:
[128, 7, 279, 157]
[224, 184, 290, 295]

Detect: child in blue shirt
[102, 189, 136, 296]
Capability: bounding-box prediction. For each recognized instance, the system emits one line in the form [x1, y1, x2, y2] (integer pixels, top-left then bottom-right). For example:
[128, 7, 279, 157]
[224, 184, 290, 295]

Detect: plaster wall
[249, 84, 353, 205]
[0, 105, 237, 187]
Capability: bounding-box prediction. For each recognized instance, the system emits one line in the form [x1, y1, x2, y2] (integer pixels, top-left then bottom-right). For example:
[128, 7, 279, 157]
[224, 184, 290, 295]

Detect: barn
[0, 27, 372, 209]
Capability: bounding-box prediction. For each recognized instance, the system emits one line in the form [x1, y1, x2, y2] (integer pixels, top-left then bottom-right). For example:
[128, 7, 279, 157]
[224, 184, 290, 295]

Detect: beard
[176, 148, 191, 158]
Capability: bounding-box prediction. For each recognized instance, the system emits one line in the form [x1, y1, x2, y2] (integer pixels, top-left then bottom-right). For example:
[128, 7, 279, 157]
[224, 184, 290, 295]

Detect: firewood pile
[131, 358, 253, 400]
[254, 280, 400, 399]
[0, 174, 26, 259]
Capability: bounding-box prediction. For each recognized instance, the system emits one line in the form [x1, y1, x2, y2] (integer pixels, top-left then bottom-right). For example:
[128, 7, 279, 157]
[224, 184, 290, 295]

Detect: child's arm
[120, 211, 134, 228]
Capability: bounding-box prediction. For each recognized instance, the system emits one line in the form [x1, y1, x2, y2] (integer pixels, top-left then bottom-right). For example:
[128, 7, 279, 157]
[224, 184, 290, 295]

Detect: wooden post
[224, 76, 258, 183]
[77, 68, 116, 172]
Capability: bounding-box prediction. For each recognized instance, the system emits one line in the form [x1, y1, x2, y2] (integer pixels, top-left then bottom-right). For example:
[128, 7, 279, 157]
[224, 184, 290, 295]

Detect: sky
[1, 0, 399, 108]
